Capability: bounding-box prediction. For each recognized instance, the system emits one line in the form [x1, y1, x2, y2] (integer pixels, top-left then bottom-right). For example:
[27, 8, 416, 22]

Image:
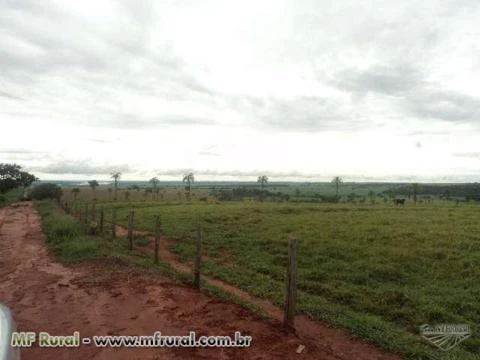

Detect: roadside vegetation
[33, 199, 268, 319]
[35, 201, 102, 262]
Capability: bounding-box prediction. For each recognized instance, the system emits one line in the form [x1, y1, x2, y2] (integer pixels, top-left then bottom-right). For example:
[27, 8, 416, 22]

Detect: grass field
[79, 198, 479, 359]
[54, 183, 480, 358]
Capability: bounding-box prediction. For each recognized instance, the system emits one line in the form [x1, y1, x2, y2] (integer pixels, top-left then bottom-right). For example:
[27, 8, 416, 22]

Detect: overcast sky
[1, 0, 480, 182]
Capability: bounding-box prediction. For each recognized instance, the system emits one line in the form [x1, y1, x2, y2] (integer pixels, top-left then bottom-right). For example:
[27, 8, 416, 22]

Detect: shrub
[30, 183, 63, 200]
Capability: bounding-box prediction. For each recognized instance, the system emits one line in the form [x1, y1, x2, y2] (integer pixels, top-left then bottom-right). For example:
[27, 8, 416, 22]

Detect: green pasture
[84, 199, 480, 359]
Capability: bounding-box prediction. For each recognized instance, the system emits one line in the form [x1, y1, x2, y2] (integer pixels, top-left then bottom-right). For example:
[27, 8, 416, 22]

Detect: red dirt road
[0, 202, 401, 359]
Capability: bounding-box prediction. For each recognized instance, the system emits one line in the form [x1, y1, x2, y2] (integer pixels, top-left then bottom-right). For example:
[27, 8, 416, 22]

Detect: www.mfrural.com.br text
[11, 331, 252, 348]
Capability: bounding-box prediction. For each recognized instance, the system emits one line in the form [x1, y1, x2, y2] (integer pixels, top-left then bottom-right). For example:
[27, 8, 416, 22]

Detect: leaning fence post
[128, 209, 134, 250]
[154, 215, 160, 264]
[111, 206, 117, 238]
[99, 206, 104, 232]
[284, 238, 299, 329]
[193, 224, 203, 288]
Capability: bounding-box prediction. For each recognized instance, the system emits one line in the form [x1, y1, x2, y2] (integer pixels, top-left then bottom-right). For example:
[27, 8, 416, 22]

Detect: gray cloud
[0, 149, 40, 154]
[332, 64, 423, 96]
[31, 160, 132, 175]
[453, 152, 480, 159]
[330, 63, 480, 124]
[0, 90, 24, 101]
[408, 89, 480, 122]
[223, 94, 364, 132]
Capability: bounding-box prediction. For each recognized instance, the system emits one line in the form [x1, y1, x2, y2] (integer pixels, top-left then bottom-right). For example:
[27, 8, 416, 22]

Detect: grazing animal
[394, 199, 406, 205]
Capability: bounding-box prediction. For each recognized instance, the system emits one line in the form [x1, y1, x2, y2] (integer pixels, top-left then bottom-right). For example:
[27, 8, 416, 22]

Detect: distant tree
[132, 184, 140, 192]
[110, 172, 121, 200]
[257, 175, 268, 190]
[183, 173, 194, 200]
[124, 190, 130, 201]
[88, 180, 99, 197]
[368, 190, 376, 204]
[257, 175, 269, 201]
[71, 188, 80, 202]
[149, 177, 160, 200]
[331, 176, 343, 198]
[0, 163, 38, 194]
[412, 183, 419, 204]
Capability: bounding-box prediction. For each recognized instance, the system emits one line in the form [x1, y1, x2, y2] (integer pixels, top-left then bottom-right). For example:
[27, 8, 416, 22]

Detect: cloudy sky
[1, 0, 480, 182]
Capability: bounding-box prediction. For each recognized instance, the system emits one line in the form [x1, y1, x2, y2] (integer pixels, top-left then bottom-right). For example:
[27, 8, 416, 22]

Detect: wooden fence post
[84, 204, 89, 225]
[99, 206, 104, 232]
[91, 203, 96, 222]
[128, 209, 134, 250]
[111, 207, 116, 238]
[154, 215, 160, 264]
[284, 238, 299, 329]
[193, 224, 203, 288]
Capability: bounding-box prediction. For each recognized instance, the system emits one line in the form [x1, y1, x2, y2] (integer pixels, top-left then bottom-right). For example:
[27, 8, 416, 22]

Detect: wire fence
[60, 199, 300, 329]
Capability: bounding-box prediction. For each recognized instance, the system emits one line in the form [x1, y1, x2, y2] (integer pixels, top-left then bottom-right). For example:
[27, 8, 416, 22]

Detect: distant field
[54, 181, 397, 203]
[59, 185, 480, 358]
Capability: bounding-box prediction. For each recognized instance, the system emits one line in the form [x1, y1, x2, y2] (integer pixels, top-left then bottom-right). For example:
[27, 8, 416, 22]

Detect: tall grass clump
[35, 200, 101, 262]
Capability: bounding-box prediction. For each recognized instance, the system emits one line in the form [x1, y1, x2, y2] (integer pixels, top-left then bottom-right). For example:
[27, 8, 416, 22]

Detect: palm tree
[183, 173, 194, 199]
[331, 176, 343, 199]
[257, 175, 268, 201]
[149, 177, 160, 200]
[88, 180, 99, 198]
[257, 175, 268, 189]
[71, 188, 80, 202]
[110, 172, 121, 201]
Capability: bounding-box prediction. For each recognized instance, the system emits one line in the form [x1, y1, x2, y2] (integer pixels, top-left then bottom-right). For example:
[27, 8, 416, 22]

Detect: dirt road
[0, 202, 400, 359]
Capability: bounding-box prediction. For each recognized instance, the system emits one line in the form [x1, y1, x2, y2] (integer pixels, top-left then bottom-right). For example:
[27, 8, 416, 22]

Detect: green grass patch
[95, 200, 480, 359]
[35, 200, 102, 262]
[0, 188, 26, 208]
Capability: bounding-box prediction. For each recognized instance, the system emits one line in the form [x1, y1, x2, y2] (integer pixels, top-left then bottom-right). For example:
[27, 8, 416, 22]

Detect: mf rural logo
[419, 324, 471, 351]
